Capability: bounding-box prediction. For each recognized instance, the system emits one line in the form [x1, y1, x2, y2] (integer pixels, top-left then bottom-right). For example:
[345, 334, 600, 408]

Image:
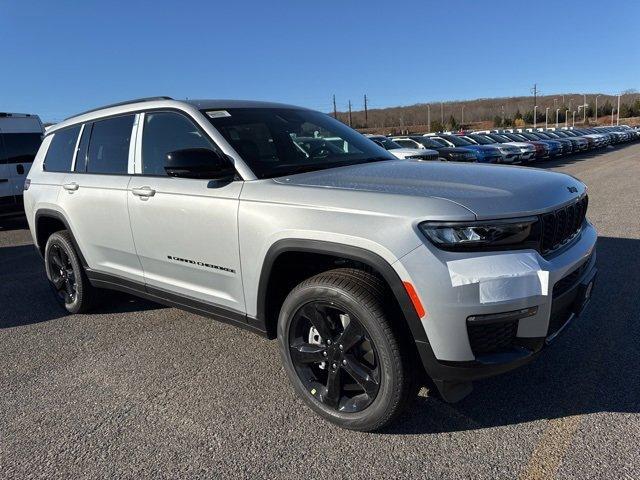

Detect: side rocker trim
[86, 270, 268, 337]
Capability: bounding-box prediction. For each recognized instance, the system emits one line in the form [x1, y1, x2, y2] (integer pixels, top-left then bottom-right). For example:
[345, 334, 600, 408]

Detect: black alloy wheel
[47, 243, 77, 304]
[289, 302, 380, 413]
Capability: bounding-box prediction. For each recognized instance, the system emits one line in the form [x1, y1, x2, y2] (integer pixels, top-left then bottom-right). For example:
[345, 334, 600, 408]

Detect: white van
[0, 113, 44, 216]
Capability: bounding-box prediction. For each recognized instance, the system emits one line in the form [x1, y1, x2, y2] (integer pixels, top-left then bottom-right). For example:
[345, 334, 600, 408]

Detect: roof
[48, 98, 308, 136]
[184, 99, 307, 110]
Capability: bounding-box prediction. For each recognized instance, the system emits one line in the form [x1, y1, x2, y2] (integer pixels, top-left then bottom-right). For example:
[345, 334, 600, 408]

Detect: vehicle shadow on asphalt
[0, 244, 165, 329]
[534, 143, 632, 170]
[385, 235, 640, 434]
[0, 216, 29, 232]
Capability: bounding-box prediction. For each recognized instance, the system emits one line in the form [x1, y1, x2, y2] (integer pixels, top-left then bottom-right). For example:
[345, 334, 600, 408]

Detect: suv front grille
[541, 195, 588, 254]
[467, 320, 518, 356]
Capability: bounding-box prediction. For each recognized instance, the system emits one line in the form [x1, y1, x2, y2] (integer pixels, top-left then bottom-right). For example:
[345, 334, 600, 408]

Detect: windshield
[467, 134, 493, 145]
[439, 135, 473, 147]
[423, 137, 448, 148]
[488, 134, 510, 143]
[414, 137, 447, 148]
[203, 108, 394, 178]
[370, 136, 402, 150]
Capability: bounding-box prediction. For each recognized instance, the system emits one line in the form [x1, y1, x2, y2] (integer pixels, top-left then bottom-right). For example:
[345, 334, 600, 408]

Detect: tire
[277, 268, 415, 431]
[44, 230, 97, 314]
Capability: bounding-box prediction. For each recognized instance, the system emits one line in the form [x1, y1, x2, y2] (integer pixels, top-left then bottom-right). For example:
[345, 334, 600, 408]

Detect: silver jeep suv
[24, 97, 597, 431]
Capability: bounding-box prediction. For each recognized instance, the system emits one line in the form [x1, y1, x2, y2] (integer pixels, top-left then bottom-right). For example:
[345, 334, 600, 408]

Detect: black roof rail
[65, 96, 174, 120]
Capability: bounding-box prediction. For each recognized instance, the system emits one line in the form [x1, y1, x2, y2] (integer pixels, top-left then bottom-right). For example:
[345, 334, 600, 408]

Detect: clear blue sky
[1, 0, 638, 122]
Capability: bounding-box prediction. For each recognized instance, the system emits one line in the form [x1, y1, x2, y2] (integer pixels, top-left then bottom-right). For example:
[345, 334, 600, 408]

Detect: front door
[127, 110, 245, 314]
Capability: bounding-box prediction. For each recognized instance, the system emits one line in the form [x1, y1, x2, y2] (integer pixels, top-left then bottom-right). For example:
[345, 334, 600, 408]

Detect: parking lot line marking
[519, 415, 582, 480]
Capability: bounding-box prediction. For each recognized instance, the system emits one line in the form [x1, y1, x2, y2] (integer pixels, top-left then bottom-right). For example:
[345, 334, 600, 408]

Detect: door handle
[132, 187, 156, 198]
[63, 182, 79, 192]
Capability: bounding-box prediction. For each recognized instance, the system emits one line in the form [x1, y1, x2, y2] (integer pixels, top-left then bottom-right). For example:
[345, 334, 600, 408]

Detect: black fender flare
[34, 208, 89, 267]
[256, 238, 429, 345]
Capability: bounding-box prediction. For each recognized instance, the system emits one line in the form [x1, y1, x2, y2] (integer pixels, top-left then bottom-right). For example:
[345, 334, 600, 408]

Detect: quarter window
[141, 112, 215, 176]
[86, 115, 134, 174]
[43, 126, 81, 172]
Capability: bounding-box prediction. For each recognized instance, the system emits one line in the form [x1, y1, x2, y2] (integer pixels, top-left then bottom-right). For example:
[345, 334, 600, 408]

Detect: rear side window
[1, 133, 43, 164]
[86, 115, 134, 174]
[43, 126, 81, 172]
[141, 111, 214, 176]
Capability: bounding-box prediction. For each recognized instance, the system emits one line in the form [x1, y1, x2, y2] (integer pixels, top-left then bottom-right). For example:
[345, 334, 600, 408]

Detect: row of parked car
[366, 125, 640, 165]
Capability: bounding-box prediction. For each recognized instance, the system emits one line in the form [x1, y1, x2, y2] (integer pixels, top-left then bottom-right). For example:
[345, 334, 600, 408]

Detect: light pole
[572, 111, 576, 127]
[533, 105, 538, 128]
[556, 108, 560, 128]
[565, 109, 570, 128]
[545, 107, 549, 129]
[617, 93, 621, 125]
[594, 95, 601, 125]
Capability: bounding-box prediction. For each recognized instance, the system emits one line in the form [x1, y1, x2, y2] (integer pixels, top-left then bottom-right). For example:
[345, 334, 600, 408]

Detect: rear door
[0, 131, 14, 213]
[57, 114, 143, 282]
[1, 119, 43, 207]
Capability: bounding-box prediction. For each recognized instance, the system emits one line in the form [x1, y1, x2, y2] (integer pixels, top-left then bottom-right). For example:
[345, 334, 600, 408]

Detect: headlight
[419, 217, 540, 251]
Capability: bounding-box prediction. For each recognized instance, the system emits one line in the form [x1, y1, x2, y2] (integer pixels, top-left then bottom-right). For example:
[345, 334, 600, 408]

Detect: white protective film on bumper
[447, 252, 549, 304]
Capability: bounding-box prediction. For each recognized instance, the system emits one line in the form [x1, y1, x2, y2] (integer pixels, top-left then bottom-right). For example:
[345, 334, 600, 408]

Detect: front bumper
[395, 221, 597, 401]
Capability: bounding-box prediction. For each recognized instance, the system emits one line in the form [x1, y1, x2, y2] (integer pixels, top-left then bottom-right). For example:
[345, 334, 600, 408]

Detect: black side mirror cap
[164, 148, 235, 180]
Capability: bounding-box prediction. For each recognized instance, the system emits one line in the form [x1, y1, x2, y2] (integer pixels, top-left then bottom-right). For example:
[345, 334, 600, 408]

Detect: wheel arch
[34, 209, 88, 267]
[256, 239, 428, 346]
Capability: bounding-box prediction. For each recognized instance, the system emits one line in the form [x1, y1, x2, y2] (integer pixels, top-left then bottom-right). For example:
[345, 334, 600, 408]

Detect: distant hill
[334, 92, 640, 134]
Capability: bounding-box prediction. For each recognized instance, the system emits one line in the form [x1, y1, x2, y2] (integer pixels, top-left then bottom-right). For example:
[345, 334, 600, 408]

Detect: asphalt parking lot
[1, 144, 639, 479]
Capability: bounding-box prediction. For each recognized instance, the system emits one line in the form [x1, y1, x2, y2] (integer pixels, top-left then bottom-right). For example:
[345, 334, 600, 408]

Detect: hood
[505, 141, 536, 151]
[464, 144, 501, 153]
[276, 160, 586, 220]
[388, 147, 435, 159]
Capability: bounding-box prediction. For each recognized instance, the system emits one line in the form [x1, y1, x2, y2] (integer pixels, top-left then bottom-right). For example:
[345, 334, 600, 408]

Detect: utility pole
[348, 100, 352, 127]
[363, 94, 368, 128]
[556, 108, 560, 128]
[332, 94, 337, 119]
[427, 104, 431, 132]
[617, 93, 621, 125]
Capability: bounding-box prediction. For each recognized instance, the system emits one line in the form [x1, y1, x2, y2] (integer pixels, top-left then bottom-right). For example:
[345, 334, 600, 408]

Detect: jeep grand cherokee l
[24, 97, 597, 431]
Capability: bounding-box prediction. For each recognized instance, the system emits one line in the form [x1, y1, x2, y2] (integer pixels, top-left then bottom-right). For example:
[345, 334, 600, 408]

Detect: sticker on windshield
[206, 110, 231, 118]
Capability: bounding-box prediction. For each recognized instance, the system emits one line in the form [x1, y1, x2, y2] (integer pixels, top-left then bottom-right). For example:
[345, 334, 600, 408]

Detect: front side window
[1, 132, 43, 164]
[141, 111, 216, 176]
[86, 115, 134, 174]
[43, 126, 81, 172]
[204, 108, 394, 178]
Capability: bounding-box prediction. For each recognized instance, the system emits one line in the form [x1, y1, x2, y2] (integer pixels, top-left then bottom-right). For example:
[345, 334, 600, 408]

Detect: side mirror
[164, 148, 235, 179]
[372, 139, 386, 149]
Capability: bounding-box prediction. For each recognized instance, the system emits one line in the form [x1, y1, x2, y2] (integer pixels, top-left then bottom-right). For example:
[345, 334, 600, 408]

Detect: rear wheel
[44, 230, 97, 314]
[278, 268, 415, 431]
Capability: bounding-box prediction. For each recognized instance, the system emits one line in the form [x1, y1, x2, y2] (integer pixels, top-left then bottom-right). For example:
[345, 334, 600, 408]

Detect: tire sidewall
[278, 282, 401, 430]
[44, 232, 84, 314]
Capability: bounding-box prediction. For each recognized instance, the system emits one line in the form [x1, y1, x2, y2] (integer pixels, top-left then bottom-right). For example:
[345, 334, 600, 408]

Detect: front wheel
[277, 268, 415, 431]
